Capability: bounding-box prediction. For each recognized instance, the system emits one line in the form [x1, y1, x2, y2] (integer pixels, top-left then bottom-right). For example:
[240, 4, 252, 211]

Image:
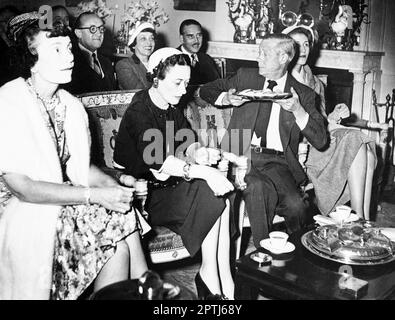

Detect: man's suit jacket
[200, 67, 328, 185]
[63, 46, 116, 95]
[177, 46, 221, 86]
[191, 51, 221, 85]
[176, 46, 221, 108]
[115, 54, 151, 90]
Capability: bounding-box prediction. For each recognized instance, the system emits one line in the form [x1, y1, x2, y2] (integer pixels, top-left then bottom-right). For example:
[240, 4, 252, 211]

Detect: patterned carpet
[154, 186, 395, 300]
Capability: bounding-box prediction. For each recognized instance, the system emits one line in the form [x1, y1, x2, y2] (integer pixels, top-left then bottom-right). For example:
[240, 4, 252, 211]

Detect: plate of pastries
[301, 222, 395, 265]
[236, 89, 292, 101]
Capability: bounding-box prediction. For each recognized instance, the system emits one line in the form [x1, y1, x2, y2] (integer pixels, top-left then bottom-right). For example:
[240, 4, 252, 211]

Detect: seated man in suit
[63, 12, 115, 94]
[200, 33, 328, 248]
[177, 19, 221, 106]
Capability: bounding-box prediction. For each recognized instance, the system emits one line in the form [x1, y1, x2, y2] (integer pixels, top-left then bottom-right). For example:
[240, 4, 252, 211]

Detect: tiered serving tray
[301, 223, 395, 265]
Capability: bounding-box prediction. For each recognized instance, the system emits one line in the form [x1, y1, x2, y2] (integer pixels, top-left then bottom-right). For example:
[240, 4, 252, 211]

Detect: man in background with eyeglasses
[63, 12, 115, 94]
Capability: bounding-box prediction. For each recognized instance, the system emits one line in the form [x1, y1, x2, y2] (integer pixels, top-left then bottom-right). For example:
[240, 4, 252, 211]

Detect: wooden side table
[235, 229, 395, 300]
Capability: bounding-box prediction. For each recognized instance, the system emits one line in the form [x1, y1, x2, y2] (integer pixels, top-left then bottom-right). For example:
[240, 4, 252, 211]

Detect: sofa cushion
[146, 226, 190, 263]
[78, 90, 139, 168]
[184, 96, 233, 147]
[79, 90, 233, 168]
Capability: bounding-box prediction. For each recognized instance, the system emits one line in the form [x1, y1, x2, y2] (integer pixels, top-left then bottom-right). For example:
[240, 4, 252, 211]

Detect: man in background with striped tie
[177, 19, 221, 106]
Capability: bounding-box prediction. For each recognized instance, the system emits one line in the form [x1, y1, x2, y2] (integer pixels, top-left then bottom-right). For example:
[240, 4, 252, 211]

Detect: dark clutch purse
[148, 176, 183, 189]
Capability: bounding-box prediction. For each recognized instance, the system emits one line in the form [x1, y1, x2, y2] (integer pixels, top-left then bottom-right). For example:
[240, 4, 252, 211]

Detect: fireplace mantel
[207, 41, 384, 121]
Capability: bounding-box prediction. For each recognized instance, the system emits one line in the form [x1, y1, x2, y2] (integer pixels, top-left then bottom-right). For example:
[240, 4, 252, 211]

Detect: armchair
[78, 90, 190, 264]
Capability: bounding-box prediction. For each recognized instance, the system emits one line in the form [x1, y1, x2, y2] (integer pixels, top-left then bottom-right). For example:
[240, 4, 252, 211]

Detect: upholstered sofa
[78, 90, 234, 263]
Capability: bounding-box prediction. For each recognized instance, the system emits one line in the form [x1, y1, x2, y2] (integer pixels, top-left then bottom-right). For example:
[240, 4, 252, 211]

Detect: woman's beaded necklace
[26, 77, 59, 111]
[26, 77, 69, 168]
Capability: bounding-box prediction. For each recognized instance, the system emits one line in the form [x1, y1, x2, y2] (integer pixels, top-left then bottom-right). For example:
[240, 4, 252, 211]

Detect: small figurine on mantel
[235, 1, 254, 43]
[227, 0, 255, 43]
[330, 4, 353, 50]
[256, 0, 273, 40]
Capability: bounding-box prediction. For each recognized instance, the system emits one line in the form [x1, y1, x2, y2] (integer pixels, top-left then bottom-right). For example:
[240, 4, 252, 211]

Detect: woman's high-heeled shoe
[195, 272, 222, 300]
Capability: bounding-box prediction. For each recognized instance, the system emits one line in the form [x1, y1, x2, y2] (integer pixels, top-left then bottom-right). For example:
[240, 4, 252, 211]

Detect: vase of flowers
[77, 0, 114, 20]
[120, 0, 169, 48]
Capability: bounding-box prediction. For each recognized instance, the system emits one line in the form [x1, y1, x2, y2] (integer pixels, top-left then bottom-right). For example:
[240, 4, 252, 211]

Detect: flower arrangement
[77, 0, 114, 20]
[122, 0, 169, 28]
[114, 0, 169, 52]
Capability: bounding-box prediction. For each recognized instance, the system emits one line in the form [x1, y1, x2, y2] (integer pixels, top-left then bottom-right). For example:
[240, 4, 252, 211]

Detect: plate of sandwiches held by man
[235, 89, 292, 101]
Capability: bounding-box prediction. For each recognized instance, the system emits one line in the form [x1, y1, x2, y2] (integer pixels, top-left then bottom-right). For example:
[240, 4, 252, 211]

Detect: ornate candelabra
[256, 0, 273, 40]
[319, 0, 370, 51]
[227, 0, 274, 44]
[114, 21, 130, 54]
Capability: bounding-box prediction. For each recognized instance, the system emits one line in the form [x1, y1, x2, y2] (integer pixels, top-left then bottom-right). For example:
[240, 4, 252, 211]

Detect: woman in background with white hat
[115, 22, 156, 90]
[114, 47, 235, 300]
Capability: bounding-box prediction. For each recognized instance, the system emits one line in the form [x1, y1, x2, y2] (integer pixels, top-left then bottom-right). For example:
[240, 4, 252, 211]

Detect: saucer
[260, 238, 295, 254]
[329, 212, 359, 224]
[313, 213, 359, 226]
[380, 228, 395, 242]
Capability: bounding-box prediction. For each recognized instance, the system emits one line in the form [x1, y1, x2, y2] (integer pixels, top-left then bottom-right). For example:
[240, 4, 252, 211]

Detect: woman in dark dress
[114, 48, 235, 300]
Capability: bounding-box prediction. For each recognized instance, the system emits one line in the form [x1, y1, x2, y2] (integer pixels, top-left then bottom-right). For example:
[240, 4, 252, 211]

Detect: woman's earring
[153, 78, 159, 88]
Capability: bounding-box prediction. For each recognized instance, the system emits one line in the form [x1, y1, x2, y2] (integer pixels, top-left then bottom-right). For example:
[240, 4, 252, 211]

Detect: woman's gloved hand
[194, 147, 221, 166]
[198, 166, 234, 196]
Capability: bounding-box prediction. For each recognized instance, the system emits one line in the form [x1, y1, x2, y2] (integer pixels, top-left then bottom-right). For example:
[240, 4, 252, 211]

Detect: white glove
[194, 147, 221, 166]
[199, 166, 234, 196]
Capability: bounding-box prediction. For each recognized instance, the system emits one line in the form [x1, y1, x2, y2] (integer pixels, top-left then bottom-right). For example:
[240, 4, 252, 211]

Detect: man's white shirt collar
[78, 43, 103, 77]
[180, 45, 199, 62]
[78, 43, 97, 57]
[265, 72, 288, 92]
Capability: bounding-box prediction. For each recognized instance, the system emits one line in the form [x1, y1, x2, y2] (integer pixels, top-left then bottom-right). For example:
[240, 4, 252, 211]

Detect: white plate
[313, 213, 360, 226]
[380, 228, 395, 242]
[260, 238, 295, 254]
[236, 89, 292, 101]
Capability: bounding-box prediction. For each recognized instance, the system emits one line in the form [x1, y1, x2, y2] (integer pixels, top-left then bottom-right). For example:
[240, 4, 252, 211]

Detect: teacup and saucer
[329, 205, 358, 226]
[260, 231, 295, 254]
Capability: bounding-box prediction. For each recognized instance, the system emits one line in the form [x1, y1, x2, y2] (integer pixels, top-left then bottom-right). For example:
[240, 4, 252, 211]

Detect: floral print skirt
[51, 204, 138, 300]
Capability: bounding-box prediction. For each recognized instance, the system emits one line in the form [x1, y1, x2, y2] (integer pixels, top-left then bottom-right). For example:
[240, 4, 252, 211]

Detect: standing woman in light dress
[284, 26, 377, 219]
[115, 22, 156, 90]
[0, 12, 150, 300]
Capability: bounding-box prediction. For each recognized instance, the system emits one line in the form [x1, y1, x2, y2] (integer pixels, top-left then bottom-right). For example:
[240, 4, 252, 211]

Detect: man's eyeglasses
[76, 25, 105, 34]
